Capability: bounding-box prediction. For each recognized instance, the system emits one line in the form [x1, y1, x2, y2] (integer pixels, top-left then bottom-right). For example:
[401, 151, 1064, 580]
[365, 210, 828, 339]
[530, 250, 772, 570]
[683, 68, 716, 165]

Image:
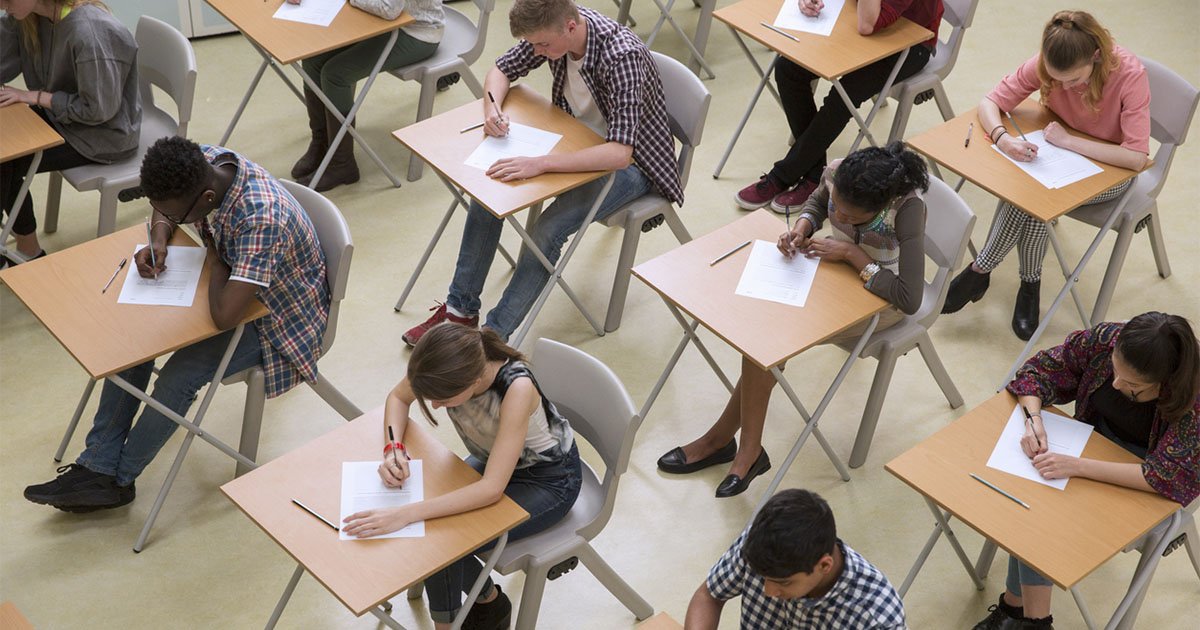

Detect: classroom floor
[2, 1, 1198, 628]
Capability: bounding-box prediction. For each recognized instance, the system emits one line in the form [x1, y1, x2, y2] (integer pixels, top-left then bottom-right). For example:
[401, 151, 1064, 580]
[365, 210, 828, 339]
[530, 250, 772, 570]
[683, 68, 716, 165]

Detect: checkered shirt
[196, 145, 329, 398]
[707, 533, 907, 629]
[494, 6, 683, 204]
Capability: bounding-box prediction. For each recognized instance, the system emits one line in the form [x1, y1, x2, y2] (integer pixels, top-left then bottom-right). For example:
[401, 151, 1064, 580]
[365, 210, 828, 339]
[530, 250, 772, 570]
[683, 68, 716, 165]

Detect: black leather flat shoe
[942, 265, 991, 314]
[1012, 279, 1041, 341]
[657, 439, 737, 474]
[715, 450, 772, 498]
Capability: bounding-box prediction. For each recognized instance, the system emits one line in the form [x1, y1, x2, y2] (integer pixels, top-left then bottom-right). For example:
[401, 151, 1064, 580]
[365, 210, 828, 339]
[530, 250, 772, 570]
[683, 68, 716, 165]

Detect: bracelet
[991, 129, 1009, 145]
[151, 220, 173, 232]
[988, 124, 1004, 141]
[859, 262, 881, 283]
[383, 441, 402, 454]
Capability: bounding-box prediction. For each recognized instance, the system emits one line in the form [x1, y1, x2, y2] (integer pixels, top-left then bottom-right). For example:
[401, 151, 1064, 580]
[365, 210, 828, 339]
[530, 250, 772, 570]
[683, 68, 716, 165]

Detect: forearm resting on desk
[1078, 459, 1155, 493]
[542, 141, 633, 174]
[1052, 131, 1149, 171]
[684, 584, 723, 630]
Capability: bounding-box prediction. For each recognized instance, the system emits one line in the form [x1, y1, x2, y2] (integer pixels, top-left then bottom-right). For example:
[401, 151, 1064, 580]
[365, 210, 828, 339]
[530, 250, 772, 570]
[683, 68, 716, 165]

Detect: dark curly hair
[832, 140, 929, 213]
[140, 136, 210, 202]
[743, 489, 837, 578]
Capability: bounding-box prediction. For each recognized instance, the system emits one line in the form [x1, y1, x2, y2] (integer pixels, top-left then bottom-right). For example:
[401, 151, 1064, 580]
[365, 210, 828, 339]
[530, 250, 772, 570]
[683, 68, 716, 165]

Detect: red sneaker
[734, 174, 786, 210]
[402, 302, 479, 347]
[770, 179, 819, 215]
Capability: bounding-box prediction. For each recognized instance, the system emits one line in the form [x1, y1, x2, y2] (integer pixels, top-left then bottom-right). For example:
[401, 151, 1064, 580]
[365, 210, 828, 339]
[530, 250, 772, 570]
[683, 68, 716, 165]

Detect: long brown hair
[18, 1, 110, 55]
[407, 324, 525, 426]
[1037, 10, 1118, 112]
[1116, 312, 1200, 423]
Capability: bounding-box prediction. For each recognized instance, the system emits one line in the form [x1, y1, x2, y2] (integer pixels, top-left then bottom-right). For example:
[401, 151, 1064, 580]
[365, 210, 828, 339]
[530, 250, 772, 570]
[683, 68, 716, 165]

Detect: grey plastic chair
[835, 176, 975, 468]
[42, 15, 196, 237]
[598, 51, 708, 332]
[223, 180, 363, 476]
[471, 338, 654, 629]
[1104, 499, 1200, 629]
[1066, 57, 1199, 324]
[389, 0, 494, 181]
[881, 0, 979, 144]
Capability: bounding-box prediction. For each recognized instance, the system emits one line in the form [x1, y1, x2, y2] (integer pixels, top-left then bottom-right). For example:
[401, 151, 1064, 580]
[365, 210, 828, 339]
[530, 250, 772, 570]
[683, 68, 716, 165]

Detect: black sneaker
[24, 464, 135, 512]
[463, 584, 512, 630]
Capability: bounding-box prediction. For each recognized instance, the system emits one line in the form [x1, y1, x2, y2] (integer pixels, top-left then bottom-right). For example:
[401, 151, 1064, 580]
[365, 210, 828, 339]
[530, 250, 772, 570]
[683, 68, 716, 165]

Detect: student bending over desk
[0, 0, 141, 264]
[24, 137, 329, 512]
[402, 0, 682, 346]
[942, 10, 1152, 341]
[973, 311, 1200, 630]
[342, 324, 582, 630]
[658, 142, 928, 497]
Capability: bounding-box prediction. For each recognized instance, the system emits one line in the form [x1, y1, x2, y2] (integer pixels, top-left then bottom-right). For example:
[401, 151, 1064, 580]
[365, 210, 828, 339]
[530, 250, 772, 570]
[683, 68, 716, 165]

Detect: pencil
[459, 121, 485, 133]
[292, 499, 339, 531]
[970, 473, 1031, 509]
[760, 22, 801, 42]
[710, 240, 752, 266]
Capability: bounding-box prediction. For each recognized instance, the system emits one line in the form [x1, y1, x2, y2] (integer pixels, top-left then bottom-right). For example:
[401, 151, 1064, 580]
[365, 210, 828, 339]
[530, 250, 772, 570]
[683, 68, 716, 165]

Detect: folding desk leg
[395, 197, 460, 312]
[1071, 587, 1099, 630]
[221, 58, 269, 146]
[838, 47, 909, 153]
[0, 150, 43, 262]
[55, 378, 98, 463]
[264, 564, 306, 630]
[901, 498, 985, 595]
[899, 518, 948, 597]
[1106, 510, 1181, 630]
[689, 0, 719, 79]
[1046, 222, 1091, 328]
[451, 532, 509, 630]
[714, 40, 781, 179]
[646, 0, 716, 79]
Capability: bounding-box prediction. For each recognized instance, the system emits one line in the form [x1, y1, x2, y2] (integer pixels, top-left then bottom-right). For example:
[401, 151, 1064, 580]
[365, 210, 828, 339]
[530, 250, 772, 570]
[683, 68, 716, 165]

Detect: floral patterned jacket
[1007, 322, 1200, 506]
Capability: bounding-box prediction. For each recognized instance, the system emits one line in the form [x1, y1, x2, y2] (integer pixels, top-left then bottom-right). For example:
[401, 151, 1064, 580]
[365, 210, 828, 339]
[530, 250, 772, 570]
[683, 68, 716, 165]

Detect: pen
[145, 217, 158, 280]
[459, 121, 485, 133]
[387, 425, 403, 488]
[487, 91, 505, 131]
[710, 240, 752, 266]
[102, 257, 127, 293]
[964, 122, 973, 148]
[970, 473, 1031, 509]
[292, 499, 339, 531]
[1021, 404, 1044, 451]
[760, 22, 801, 42]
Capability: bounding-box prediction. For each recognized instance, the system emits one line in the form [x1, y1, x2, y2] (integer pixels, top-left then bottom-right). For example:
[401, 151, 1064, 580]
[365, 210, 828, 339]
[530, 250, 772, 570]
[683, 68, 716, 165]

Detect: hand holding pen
[1020, 404, 1048, 458]
[484, 91, 509, 137]
[776, 217, 814, 258]
[379, 425, 411, 489]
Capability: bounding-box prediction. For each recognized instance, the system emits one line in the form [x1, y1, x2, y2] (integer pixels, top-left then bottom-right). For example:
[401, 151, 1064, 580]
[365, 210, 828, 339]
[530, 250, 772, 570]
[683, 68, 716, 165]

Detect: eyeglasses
[151, 187, 207, 226]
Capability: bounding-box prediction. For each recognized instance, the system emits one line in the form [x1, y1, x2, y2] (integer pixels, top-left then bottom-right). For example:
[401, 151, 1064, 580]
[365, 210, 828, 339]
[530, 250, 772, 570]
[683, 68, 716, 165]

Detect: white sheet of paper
[991, 129, 1104, 189]
[985, 404, 1094, 490]
[734, 240, 820, 307]
[273, 0, 345, 27]
[463, 122, 563, 170]
[774, 0, 846, 37]
[339, 460, 425, 540]
[116, 244, 205, 307]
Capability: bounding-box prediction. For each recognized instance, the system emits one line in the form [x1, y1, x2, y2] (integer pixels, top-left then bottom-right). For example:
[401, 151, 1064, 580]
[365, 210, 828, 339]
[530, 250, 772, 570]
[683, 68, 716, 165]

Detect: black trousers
[1, 110, 94, 236]
[769, 44, 932, 187]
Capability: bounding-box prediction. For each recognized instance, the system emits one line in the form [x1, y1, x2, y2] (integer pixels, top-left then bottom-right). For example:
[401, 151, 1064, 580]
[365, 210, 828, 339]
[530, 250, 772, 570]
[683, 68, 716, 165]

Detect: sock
[1024, 614, 1053, 626]
[446, 303, 471, 318]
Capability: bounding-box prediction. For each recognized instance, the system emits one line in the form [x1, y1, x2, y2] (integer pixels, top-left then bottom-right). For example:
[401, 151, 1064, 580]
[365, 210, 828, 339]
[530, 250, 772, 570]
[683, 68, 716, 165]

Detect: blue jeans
[76, 325, 264, 486]
[446, 164, 652, 340]
[424, 443, 583, 623]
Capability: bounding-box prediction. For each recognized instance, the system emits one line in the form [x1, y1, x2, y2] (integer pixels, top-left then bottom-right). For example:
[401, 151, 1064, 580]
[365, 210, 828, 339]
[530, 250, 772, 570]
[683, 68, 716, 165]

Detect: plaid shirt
[495, 6, 683, 204]
[196, 145, 329, 398]
[707, 534, 907, 629]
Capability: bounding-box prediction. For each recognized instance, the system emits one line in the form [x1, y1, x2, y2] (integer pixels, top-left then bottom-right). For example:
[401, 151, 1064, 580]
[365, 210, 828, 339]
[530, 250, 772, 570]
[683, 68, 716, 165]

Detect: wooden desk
[0, 103, 65, 262]
[221, 406, 528, 625]
[634, 210, 889, 504]
[906, 101, 1149, 387]
[391, 85, 616, 347]
[206, 0, 414, 186]
[712, 0, 933, 177]
[0, 601, 35, 630]
[887, 392, 1181, 628]
[636, 611, 685, 630]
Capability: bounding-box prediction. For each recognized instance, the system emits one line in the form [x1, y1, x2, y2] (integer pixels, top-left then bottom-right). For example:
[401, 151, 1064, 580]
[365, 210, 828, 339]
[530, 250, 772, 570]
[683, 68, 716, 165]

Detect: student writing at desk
[402, 0, 682, 346]
[734, 0, 940, 214]
[24, 137, 329, 512]
[658, 143, 928, 497]
[0, 0, 141, 264]
[972, 311, 1200, 630]
[942, 10, 1152, 341]
[342, 324, 581, 630]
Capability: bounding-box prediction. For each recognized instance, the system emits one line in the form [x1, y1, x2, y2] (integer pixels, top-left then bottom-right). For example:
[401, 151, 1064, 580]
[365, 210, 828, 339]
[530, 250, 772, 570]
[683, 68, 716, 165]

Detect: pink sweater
[986, 45, 1151, 154]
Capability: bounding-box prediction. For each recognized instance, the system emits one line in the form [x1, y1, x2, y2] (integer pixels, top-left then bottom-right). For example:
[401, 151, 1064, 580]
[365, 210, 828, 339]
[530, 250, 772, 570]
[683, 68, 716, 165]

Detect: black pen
[487, 91, 506, 133]
[388, 425, 405, 488]
[1021, 404, 1044, 452]
[292, 499, 339, 531]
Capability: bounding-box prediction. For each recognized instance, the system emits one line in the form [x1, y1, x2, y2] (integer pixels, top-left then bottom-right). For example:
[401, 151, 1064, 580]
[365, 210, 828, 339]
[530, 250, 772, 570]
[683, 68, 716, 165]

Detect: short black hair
[140, 136, 209, 201]
[742, 489, 837, 578]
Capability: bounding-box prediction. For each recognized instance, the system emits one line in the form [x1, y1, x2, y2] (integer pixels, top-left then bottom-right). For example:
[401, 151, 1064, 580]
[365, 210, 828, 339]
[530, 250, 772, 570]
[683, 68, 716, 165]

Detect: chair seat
[599, 194, 670, 228]
[388, 10, 478, 81]
[491, 462, 603, 575]
[1067, 186, 1154, 229]
[59, 108, 177, 192]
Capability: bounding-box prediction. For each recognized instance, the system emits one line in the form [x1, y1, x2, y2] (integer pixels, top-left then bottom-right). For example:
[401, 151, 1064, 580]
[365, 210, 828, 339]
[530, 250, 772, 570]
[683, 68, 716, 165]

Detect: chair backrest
[1135, 57, 1200, 198]
[915, 177, 976, 328]
[530, 338, 641, 539]
[135, 16, 197, 136]
[922, 0, 979, 80]
[649, 51, 711, 191]
[460, 0, 497, 66]
[280, 181, 354, 355]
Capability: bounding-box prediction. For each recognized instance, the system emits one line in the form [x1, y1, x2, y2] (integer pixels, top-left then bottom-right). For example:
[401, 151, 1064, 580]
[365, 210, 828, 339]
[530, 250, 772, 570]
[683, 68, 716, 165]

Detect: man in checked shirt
[403, 0, 682, 347]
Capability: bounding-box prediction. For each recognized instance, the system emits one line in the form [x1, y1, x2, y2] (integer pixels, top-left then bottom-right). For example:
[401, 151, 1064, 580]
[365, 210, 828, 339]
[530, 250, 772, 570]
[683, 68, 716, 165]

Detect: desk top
[886, 391, 1180, 589]
[221, 406, 529, 616]
[637, 612, 684, 630]
[392, 84, 610, 218]
[906, 100, 1147, 222]
[0, 103, 65, 163]
[205, 0, 414, 65]
[0, 226, 268, 379]
[0, 602, 34, 630]
[714, 0, 933, 80]
[632, 210, 887, 371]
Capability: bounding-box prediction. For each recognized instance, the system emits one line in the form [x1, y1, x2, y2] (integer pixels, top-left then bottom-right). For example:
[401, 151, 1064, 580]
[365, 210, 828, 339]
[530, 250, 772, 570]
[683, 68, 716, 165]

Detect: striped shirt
[494, 6, 682, 204]
[196, 146, 329, 398]
[707, 534, 906, 629]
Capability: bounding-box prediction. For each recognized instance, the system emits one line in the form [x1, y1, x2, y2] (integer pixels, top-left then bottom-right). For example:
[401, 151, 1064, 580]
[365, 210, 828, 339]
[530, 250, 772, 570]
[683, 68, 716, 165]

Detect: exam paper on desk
[734, 239, 820, 308]
[986, 404, 1094, 490]
[340, 460, 426, 540]
[774, 0, 845, 37]
[992, 129, 1103, 189]
[464, 122, 563, 170]
[273, 0, 345, 27]
[116, 244, 205, 308]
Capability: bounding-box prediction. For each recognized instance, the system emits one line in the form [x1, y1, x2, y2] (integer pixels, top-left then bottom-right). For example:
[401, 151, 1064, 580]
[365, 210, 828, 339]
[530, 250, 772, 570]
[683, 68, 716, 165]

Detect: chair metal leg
[307, 375, 364, 421]
[406, 76, 440, 182]
[603, 216, 644, 333]
[886, 92, 914, 144]
[407, 584, 424, 600]
[459, 67, 484, 98]
[848, 347, 897, 469]
[1144, 209, 1171, 279]
[97, 187, 119, 237]
[513, 564, 550, 630]
[917, 334, 964, 409]
[663, 208, 692, 243]
[236, 369, 266, 478]
[1089, 216, 1136, 325]
[577, 545, 654, 621]
[55, 378, 98, 462]
[44, 171, 64, 234]
[932, 83, 955, 121]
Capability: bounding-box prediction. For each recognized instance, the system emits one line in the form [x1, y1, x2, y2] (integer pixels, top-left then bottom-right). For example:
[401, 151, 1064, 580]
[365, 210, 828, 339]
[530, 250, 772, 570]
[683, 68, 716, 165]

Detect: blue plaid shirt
[707, 534, 906, 629]
[196, 145, 329, 398]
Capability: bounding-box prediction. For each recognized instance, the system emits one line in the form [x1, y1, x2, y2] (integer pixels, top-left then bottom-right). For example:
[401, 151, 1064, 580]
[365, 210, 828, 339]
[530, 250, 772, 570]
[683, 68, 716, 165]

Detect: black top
[1088, 376, 1156, 449]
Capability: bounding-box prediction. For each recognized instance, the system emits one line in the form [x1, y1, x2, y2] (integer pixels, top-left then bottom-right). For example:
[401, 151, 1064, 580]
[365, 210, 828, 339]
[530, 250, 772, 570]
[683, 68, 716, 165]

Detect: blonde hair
[18, 1, 110, 55]
[1037, 10, 1118, 112]
[406, 324, 525, 426]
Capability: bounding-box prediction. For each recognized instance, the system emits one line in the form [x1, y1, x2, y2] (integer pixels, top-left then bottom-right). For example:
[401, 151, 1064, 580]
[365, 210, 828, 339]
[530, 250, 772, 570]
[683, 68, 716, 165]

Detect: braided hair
[831, 141, 929, 213]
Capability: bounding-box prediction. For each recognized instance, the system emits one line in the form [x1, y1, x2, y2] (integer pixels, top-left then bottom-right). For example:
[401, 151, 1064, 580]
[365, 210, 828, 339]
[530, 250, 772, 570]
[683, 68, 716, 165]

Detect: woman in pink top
[942, 10, 1151, 342]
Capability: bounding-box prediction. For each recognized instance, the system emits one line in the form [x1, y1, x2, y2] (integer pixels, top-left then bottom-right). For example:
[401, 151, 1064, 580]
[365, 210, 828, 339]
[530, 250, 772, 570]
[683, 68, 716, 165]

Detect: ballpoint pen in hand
[145, 217, 158, 279]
